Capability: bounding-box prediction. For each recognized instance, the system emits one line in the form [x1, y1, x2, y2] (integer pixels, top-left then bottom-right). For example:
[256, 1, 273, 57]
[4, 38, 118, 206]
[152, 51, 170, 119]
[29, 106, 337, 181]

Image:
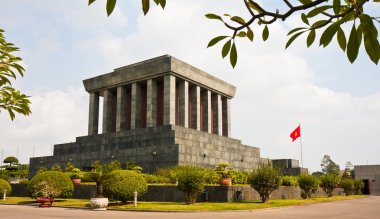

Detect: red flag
[290, 125, 301, 142]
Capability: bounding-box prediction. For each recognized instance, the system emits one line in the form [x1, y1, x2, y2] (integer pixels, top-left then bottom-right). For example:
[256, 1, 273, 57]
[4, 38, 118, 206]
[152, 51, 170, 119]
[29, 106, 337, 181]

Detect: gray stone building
[354, 165, 380, 195]
[29, 55, 268, 176]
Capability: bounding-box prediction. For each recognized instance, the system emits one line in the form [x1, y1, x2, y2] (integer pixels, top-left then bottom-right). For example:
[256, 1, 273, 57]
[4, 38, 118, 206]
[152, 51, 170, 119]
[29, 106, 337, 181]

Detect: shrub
[3, 156, 19, 165]
[51, 164, 62, 172]
[340, 178, 355, 196]
[173, 166, 207, 204]
[354, 179, 365, 195]
[281, 176, 299, 186]
[103, 170, 147, 203]
[203, 168, 220, 184]
[37, 167, 48, 174]
[155, 166, 178, 183]
[70, 168, 84, 179]
[81, 172, 95, 183]
[125, 161, 143, 173]
[143, 174, 171, 184]
[0, 179, 11, 196]
[19, 179, 30, 185]
[320, 174, 341, 197]
[0, 170, 10, 182]
[27, 171, 74, 198]
[298, 174, 319, 199]
[64, 162, 75, 172]
[214, 162, 234, 179]
[249, 164, 281, 203]
[231, 171, 249, 185]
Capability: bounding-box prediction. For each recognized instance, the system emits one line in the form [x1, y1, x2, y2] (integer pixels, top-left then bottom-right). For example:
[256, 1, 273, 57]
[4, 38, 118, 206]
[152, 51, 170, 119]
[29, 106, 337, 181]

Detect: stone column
[178, 80, 189, 127]
[222, 97, 231, 137]
[201, 90, 212, 133]
[147, 79, 157, 127]
[212, 93, 222, 135]
[164, 75, 176, 125]
[88, 92, 99, 135]
[102, 89, 115, 134]
[116, 86, 127, 132]
[190, 85, 200, 130]
[131, 83, 141, 129]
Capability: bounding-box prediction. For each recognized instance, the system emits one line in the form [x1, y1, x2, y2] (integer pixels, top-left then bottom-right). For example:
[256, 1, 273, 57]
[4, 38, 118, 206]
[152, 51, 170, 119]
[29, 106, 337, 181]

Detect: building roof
[83, 55, 236, 98]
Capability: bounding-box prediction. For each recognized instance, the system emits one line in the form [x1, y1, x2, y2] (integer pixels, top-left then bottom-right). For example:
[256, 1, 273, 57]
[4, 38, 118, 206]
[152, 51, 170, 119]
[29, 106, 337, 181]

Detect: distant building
[354, 165, 380, 195]
[272, 159, 308, 176]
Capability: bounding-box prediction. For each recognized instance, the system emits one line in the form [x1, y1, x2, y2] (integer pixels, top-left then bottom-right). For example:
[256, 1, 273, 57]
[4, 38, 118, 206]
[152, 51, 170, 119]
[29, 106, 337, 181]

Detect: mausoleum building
[29, 55, 267, 176]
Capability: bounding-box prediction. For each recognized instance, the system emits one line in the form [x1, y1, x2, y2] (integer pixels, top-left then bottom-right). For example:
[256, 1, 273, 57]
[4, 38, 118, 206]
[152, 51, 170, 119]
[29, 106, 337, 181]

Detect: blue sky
[0, 0, 379, 172]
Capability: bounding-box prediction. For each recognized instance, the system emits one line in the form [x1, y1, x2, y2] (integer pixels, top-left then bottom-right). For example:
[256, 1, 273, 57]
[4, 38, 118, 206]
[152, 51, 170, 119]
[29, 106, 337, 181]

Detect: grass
[0, 195, 364, 211]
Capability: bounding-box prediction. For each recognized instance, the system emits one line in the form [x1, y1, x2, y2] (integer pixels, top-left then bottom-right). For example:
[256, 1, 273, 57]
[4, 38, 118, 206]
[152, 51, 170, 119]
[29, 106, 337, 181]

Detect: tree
[298, 174, 319, 199]
[0, 29, 31, 120]
[249, 164, 282, 203]
[321, 155, 340, 175]
[3, 156, 18, 166]
[320, 173, 341, 196]
[89, 0, 380, 68]
[173, 166, 207, 204]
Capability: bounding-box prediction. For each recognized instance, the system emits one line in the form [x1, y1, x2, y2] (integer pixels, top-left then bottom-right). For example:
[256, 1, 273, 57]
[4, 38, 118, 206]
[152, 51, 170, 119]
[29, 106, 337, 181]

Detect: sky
[0, 0, 379, 173]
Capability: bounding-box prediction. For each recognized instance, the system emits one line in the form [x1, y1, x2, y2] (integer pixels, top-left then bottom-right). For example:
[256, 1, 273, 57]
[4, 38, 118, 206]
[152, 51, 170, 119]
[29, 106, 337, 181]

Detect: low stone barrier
[10, 184, 343, 202]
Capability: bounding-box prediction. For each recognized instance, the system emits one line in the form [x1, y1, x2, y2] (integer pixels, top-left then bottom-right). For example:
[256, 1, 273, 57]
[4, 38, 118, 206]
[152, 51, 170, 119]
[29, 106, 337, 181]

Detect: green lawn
[0, 195, 364, 211]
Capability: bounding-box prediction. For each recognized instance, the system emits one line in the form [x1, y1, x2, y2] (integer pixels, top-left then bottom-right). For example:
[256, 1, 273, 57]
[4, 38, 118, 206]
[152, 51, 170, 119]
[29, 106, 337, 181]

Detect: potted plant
[70, 168, 83, 185]
[88, 160, 121, 210]
[214, 162, 234, 186]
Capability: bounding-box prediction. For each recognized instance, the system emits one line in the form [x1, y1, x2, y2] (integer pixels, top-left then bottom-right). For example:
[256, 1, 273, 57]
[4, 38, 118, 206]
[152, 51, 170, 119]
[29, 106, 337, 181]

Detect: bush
[81, 172, 95, 183]
[0, 179, 11, 196]
[19, 179, 30, 185]
[173, 166, 207, 204]
[281, 176, 299, 186]
[155, 166, 178, 183]
[70, 168, 84, 179]
[340, 178, 355, 196]
[37, 167, 48, 174]
[51, 164, 62, 172]
[103, 170, 147, 203]
[27, 171, 74, 198]
[298, 174, 319, 199]
[143, 174, 171, 184]
[0, 170, 10, 182]
[203, 168, 220, 184]
[354, 179, 365, 195]
[231, 171, 249, 185]
[320, 174, 341, 197]
[249, 165, 281, 203]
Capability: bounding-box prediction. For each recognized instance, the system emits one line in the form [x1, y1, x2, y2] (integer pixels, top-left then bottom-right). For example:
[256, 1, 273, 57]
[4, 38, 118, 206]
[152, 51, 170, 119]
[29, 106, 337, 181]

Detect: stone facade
[29, 55, 265, 177]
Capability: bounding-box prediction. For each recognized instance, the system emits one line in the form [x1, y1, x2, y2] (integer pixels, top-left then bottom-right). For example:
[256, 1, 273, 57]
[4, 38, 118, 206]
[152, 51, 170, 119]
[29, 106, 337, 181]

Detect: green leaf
[222, 40, 232, 58]
[320, 19, 343, 47]
[247, 29, 254, 41]
[247, 2, 262, 13]
[286, 31, 306, 49]
[236, 31, 247, 37]
[301, 13, 309, 25]
[311, 20, 329, 29]
[360, 14, 380, 64]
[333, 0, 341, 15]
[307, 6, 332, 18]
[106, 0, 116, 16]
[231, 16, 246, 25]
[205, 14, 222, 21]
[347, 24, 359, 63]
[288, 27, 307, 36]
[357, 24, 363, 46]
[88, 0, 96, 5]
[307, 30, 316, 47]
[207, 36, 228, 48]
[262, 25, 269, 41]
[159, 0, 166, 8]
[337, 27, 347, 52]
[142, 0, 150, 15]
[230, 42, 238, 68]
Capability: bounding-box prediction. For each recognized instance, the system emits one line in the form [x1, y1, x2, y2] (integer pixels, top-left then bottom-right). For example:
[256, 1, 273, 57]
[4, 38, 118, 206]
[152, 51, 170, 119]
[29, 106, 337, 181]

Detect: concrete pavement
[0, 196, 379, 219]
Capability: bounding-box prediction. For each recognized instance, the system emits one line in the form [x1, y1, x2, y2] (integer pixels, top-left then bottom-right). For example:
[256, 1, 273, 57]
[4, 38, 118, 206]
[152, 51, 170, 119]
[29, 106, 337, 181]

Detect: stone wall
[29, 125, 262, 177]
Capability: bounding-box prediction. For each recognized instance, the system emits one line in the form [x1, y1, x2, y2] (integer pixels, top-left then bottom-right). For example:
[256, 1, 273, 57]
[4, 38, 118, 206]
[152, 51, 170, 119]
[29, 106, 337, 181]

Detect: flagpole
[299, 123, 303, 168]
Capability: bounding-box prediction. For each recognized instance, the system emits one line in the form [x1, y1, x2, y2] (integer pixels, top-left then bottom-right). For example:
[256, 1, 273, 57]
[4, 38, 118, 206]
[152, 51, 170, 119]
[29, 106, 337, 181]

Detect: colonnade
[88, 75, 231, 137]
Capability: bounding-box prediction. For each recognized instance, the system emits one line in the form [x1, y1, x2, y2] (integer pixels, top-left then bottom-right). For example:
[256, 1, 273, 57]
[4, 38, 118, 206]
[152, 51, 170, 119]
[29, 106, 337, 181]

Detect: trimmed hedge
[27, 171, 74, 198]
[0, 179, 11, 196]
[103, 170, 147, 203]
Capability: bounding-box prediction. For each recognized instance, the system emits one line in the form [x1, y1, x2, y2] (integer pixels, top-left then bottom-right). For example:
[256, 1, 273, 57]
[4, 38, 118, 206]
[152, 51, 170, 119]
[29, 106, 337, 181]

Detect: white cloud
[0, 87, 88, 164]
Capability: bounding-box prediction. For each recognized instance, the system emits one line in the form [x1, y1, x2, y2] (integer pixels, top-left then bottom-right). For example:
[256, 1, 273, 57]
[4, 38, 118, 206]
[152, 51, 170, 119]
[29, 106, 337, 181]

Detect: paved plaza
[0, 196, 379, 219]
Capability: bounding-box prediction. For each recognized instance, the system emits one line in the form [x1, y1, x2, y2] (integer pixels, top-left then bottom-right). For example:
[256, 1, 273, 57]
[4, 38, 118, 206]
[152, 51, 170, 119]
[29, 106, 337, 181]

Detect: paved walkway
[1, 196, 379, 219]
